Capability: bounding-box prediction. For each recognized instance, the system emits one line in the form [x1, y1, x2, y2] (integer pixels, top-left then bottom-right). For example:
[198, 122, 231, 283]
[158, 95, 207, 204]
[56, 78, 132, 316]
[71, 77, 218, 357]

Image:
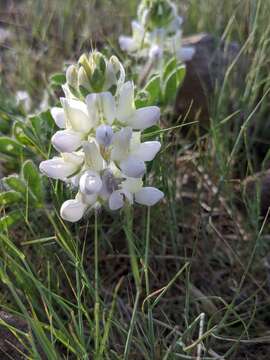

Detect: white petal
[121, 177, 143, 193]
[60, 199, 87, 222]
[131, 141, 161, 161]
[119, 36, 138, 53]
[61, 84, 75, 99]
[81, 193, 98, 206]
[96, 125, 114, 147]
[135, 187, 164, 206]
[109, 190, 133, 210]
[177, 46, 196, 62]
[100, 92, 116, 124]
[111, 127, 132, 161]
[120, 155, 146, 178]
[51, 107, 66, 128]
[127, 106, 160, 130]
[61, 98, 91, 133]
[51, 130, 83, 153]
[149, 45, 163, 60]
[39, 157, 81, 180]
[117, 81, 135, 122]
[132, 21, 145, 42]
[80, 171, 102, 195]
[83, 141, 104, 172]
[86, 94, 99, 127]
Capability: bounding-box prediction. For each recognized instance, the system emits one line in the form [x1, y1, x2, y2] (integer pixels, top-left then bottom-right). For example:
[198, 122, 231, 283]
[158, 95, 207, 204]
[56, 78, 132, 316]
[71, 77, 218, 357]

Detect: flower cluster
[119, 0, 195, 62]
[39, 51, 164, 222]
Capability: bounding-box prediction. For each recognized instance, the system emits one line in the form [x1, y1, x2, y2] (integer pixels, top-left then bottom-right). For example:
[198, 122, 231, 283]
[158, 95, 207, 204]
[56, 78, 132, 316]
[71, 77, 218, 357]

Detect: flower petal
[111, 127, 132, 161]
[135, 187, 164, 206]
[131, 141, 161, 161]
[117, 82, 135, 122]
[100, 92, 116, 124]
[80, 171, 103, 195]
[177, 46, 196, 62]
[83, 141, 104, 172]
[109, 190, 133, 210]
[86, 94, 99, 127]
[60, 198, 87, 222]
[119, 36, 138, 53]
[121, 177, 143, 193]
[61, 98, 91, 133]
[96, 125, 114, 147]
[149, 45, 163, 60]
[127, 106, 160, 130]
[132, 20, 145, 42]
[39, 157, 81, 180]
[51, 107, 66, 128]
[51, 129, 83, 153]
[120, 155, 146, 178]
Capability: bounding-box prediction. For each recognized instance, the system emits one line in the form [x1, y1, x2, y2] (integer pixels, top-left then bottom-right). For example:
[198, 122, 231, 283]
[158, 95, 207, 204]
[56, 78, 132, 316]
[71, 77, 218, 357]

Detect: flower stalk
[94, 210, 100, 355]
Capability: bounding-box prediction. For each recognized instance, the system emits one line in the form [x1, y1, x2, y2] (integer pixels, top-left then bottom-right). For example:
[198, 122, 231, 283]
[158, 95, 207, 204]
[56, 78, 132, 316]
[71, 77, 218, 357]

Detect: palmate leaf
[163, 57, 178, 81]
[163, 64, 186, 104]
[0, 191, 22, 206]
[22, 160, 44, 202]
[0, 210, 22, 231]
[3, 175, 27, 195]
[50, 72, 66, 88]
[0, 136, 24, 157]
[144, 74, 161, 105]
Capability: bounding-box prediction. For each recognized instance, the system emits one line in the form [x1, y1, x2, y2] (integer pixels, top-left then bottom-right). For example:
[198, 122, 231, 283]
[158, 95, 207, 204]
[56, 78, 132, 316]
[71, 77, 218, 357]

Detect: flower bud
[96, 125, 114, 147]
[66, 65, 78, 88]
[79, 53, 92, 78]
[78, 66, 90, 90]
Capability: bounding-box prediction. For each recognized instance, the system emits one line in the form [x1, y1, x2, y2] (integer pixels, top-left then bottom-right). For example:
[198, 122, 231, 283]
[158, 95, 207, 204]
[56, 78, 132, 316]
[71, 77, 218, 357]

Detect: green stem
[124, 206, 141, 290]
[144, 207, 155, 357]
[123, 289, 141, 360]
[94, 210, 100, 356]
[123, 206, 141, 359]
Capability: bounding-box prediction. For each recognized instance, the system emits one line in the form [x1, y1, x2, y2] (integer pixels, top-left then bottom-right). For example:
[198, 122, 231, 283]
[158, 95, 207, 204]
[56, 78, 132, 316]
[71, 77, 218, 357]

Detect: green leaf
[13, 121, 34, 146]
[135, 90, 150, 108]
[163, 57, 178, 81]
[0, 137, 24, 156]
[50, 73, 66, 86]
[0, 191, 22, 206]
[0, 210, 22, 231]
[144, 74, 161, 105]
[3, 175, 27, 195]
[163, 65, 186, 104]
[22, 160, 43, 202]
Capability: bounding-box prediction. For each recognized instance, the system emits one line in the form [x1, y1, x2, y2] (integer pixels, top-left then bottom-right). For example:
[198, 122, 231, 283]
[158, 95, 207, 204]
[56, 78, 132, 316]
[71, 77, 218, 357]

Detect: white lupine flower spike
[40, 50, 164, 222]
[119, 0, 195, 62]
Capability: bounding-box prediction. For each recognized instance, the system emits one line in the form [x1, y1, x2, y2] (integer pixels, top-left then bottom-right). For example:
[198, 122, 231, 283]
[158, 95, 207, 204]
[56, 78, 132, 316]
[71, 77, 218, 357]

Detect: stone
[174, 33, 242, 129]
[241, 170, 270, 217]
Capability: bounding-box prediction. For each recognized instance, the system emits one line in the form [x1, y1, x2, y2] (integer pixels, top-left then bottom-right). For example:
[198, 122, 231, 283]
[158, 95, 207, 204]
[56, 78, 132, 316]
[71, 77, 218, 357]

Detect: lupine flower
[119, 0, 195, 62]
[40, 51, 164, 222]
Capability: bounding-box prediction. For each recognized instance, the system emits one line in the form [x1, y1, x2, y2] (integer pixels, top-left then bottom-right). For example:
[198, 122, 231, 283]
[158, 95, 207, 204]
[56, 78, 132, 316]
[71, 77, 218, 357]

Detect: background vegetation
[1, 0, 270, 359]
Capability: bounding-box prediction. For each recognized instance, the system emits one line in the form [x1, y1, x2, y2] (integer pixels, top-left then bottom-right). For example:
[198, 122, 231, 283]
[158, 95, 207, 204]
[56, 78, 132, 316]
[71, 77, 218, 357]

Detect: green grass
[1, 0, 270, 359]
